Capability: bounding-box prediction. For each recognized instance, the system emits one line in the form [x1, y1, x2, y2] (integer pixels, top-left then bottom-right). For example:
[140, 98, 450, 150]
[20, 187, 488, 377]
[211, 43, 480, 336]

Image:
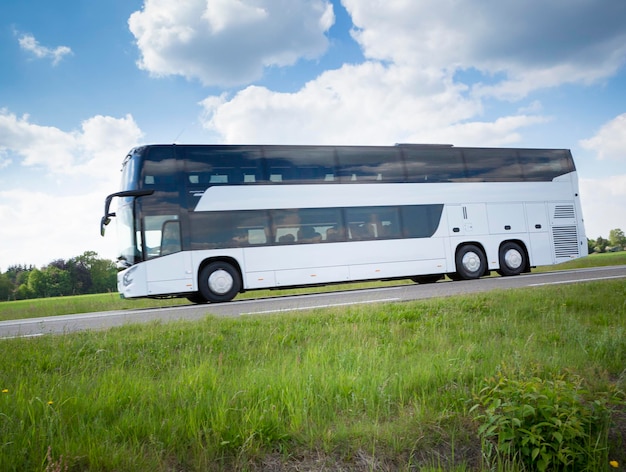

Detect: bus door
[141, 216, 194, 296]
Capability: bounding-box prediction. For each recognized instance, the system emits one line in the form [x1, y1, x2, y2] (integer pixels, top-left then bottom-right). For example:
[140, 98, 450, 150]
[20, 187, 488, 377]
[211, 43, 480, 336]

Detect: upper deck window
[140, 146, 178, 188]
[336, 147, 404, 182]
[520, 149, 575, 181]
[403, 148, 465, 182]
[463, 148, 522, 182]
[263, 146, 336, 183]
[183, 146, 263, 185]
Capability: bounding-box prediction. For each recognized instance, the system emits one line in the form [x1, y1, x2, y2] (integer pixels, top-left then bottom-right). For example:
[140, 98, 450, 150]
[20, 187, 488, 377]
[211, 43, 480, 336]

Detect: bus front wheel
[455, 244, 487, 280]
[497, 242, 527, 276]
[199, 261, 241, 303]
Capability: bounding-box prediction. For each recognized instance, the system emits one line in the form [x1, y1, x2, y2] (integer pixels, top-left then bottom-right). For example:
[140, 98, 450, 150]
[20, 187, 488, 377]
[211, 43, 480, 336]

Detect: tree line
[0, 251, 117, 301]
[588, 228, 625, 254]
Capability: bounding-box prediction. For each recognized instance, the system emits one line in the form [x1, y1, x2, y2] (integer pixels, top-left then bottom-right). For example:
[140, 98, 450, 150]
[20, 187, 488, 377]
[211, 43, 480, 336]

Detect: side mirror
[100, 189, 154, 236]
[100, 215, 114, 236]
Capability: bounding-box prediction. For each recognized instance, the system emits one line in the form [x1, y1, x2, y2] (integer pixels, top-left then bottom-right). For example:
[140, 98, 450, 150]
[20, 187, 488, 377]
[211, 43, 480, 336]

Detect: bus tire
[497, 242, 526, 276]
[455, 244, 486, 280]
[198, 261, 241, 303]
[411, 274, 443, 284]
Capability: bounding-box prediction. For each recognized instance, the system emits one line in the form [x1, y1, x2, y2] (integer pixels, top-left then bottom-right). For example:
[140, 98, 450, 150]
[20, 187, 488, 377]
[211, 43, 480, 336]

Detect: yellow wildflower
[1, 389, 8, 393]
[47, 400, 54, 405]
[610, 461, 619, 468]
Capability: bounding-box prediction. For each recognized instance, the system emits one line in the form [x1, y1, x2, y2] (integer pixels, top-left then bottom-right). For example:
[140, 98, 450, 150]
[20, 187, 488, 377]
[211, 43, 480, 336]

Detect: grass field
[0, 253, 625, 471]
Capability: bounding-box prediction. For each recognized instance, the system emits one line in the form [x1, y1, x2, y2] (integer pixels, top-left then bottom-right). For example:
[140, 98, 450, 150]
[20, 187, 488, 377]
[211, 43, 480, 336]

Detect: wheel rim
[208, 269, 234, 295]
[504, 248, 523, 270]
[461, 251, 482, 273]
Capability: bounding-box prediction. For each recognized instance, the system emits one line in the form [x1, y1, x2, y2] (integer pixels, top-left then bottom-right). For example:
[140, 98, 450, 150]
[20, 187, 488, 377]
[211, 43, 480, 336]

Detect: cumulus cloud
[0, 112, 144, 267]
[200, 61, 548, 146]
[192, 0, 626, 146]
[0, 110, 143, 178]
[18, 33, 73, 65]
[128, 0, 335, 86]
[344, 0, 626, 98]
[580, 113, 626, 161]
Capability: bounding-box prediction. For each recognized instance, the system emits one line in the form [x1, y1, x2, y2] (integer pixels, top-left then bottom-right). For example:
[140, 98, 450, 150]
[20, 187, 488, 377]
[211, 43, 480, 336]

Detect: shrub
[471, 368, 620, 471]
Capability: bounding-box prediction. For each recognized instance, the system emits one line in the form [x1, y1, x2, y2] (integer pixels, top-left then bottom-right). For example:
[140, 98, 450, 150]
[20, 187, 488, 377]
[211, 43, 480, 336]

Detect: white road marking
[242, 297, 401, 315]
[529, 274, 626, 286]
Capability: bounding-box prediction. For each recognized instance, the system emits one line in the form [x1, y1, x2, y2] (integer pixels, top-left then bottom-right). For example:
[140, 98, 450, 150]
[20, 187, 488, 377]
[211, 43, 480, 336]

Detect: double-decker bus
[101, 144, 587, 303]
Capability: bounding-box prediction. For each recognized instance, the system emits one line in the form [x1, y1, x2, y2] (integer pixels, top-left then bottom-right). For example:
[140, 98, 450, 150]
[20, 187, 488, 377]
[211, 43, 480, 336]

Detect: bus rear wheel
[199, 261, 241, 303]
[455, 244, 487, 280]
[497, 242, 527, 276]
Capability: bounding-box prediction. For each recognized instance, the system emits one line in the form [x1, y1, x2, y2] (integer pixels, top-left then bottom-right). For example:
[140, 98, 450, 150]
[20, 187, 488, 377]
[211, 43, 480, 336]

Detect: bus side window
[345, 207, 400, 240]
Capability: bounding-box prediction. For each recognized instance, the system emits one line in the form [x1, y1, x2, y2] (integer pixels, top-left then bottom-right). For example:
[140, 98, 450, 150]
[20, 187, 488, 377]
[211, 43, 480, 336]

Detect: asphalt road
[1, 265, 625, 339]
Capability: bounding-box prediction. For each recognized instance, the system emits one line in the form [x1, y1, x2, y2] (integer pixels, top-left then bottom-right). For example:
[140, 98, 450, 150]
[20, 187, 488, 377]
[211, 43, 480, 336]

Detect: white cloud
[580, 175, 626, 239]
[343, 0, 626, 99]
[128, 0, 335, 86]
[18, 33, 72, 65]
[0, 189, 119, 269]
[0, 111, 144, 268]
[192, 0, 626, 147]
[200, 62, 546, 146]
[580, 113, 626, 161]
[0, 110, 143, 178]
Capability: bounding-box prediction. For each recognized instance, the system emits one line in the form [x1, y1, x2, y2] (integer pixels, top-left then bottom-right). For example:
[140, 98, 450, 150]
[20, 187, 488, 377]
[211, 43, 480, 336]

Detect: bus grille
[554, 204, 575, 219]
[553, 226, 579, 258]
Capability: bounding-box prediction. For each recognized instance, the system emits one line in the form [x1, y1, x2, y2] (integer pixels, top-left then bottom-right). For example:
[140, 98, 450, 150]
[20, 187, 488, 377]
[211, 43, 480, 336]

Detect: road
[1, 265, 625, 339]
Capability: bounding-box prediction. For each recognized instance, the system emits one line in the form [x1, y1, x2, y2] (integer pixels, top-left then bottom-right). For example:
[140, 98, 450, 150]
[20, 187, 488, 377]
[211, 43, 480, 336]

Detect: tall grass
[1, 280, 625, 471]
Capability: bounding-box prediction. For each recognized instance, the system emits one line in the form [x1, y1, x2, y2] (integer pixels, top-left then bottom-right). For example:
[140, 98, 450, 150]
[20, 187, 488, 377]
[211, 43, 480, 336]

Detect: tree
[72, 251, 116, 293]
[594, 236, 609, 253]
[15, 283, 33, 300]
[0, 273, 12, 301]
[27, 269, 49, 298]
[609, 228, 625, 250]
[587, 238, 596, 254]
[44, 266, 72, 297]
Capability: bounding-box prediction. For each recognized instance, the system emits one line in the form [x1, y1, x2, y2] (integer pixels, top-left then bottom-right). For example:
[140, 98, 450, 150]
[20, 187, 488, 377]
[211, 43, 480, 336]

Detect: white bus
[101, 144, 587, 303]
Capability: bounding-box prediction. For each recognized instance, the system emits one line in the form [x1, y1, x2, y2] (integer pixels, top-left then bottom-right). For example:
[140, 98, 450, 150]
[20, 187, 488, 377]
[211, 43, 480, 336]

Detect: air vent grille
[553, 226, 579, 258]
[554, 205, 575, 219]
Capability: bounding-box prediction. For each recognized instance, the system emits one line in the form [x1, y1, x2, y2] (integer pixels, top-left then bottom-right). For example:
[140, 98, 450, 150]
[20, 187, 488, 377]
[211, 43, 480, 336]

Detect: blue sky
[1, 0, 625, 268]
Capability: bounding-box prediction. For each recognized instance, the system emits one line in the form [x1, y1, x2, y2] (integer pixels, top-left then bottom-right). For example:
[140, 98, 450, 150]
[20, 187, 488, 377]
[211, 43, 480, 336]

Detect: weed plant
[1, 280, 625, 471]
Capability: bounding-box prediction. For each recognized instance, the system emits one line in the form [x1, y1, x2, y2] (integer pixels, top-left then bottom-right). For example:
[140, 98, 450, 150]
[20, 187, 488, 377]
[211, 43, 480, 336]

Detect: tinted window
[403, 148, 465, 182]
[463, 148, 522, 182]
[263, 146, 336, 183]
[520, 149, 575, 181]
[189, 210, 269, 249]
[270, 208, 343, 243]
[141, 146, 178, 188]
[336, 147, 405, 182]
[402, 205, 444, 238]
[345, 207, 401, 240]
[183, 146, 263, 185]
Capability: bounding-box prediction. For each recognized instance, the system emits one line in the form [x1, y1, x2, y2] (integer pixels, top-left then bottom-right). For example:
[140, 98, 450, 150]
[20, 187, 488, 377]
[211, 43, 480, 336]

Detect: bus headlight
[122, 266, 138, 287]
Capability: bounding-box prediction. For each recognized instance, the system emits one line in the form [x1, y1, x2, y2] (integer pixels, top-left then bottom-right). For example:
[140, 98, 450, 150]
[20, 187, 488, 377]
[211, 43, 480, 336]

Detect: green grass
[1, 251, 624, 322]
[532, 250, 626, 272]
[1, 280, 625, 471]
